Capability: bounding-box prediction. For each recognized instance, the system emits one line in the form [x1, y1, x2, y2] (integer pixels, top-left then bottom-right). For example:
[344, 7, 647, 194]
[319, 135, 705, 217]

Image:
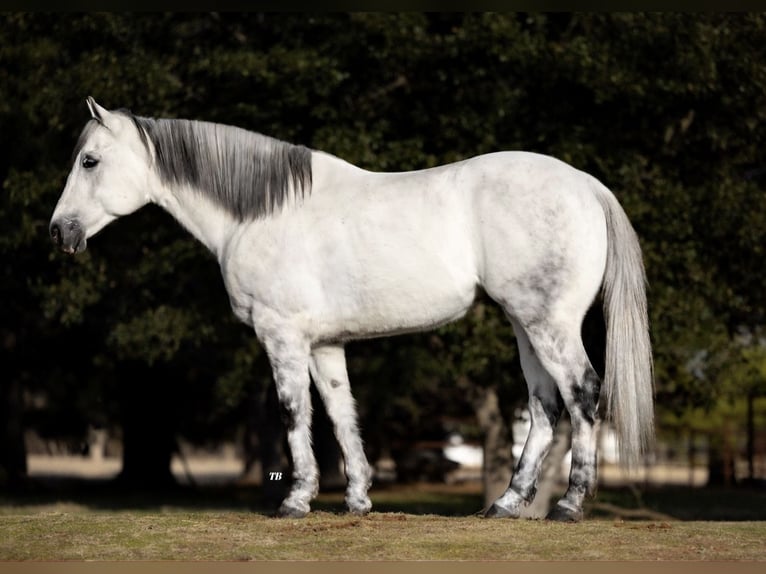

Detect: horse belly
[309, 209, 479, 342]
[317, 257, 477, 342]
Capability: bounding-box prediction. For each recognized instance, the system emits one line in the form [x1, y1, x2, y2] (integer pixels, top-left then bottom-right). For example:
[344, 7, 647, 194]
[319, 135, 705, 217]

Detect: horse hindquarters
[476, 163, 610, 521]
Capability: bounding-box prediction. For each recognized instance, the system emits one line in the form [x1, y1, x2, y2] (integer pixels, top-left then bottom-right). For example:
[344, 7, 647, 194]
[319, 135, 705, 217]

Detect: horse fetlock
[358, 463, 374, 489]
[292, 477, 319, 501]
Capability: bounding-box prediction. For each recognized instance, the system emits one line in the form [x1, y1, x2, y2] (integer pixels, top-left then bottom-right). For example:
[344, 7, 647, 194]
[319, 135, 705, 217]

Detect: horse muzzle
[49, 218, 87, 254]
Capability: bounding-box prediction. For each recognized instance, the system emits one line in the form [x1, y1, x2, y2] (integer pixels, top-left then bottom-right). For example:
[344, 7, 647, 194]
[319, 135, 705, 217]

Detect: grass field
[1, 481, 765, 561]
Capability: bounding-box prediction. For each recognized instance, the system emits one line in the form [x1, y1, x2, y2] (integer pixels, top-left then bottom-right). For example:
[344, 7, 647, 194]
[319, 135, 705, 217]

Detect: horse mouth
[60, 240, 86, 255]
[50, 219, 87, 254]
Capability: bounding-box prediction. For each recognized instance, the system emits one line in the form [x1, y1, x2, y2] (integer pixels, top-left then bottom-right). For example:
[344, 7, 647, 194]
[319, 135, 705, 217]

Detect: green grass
[1, 482, 765, 560]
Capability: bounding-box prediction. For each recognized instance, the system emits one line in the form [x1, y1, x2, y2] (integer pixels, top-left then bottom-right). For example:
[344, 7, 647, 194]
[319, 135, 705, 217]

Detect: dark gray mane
[120, 112, 312, 221]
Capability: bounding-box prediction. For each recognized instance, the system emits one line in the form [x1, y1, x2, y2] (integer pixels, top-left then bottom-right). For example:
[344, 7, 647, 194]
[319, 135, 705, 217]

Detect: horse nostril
[50, 223, 62, 245]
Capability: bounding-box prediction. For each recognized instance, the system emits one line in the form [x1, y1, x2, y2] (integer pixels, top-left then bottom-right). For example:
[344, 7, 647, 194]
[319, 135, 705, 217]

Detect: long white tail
[593, 182, 655, 468]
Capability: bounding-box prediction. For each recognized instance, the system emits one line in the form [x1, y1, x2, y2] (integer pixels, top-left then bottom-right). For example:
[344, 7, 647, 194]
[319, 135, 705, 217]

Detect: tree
[2, 13, 765, 496]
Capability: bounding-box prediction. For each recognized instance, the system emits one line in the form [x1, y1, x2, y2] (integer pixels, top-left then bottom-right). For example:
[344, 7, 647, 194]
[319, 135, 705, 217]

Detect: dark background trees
[1, 13, 764, 493]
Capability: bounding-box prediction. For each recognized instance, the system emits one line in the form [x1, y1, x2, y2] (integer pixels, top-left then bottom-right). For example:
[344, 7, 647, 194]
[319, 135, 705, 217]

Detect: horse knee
[278, 398, 303, 431]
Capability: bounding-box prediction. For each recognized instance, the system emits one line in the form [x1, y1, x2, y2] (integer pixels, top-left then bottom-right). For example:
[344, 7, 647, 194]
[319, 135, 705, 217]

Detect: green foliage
[1, 13, 765, 460]
[106, 305, 215, 365]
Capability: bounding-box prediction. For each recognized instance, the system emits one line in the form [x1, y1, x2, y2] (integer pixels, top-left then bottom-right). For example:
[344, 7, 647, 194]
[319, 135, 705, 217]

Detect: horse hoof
[347, 500, 372, 516]
[484, 503, 519, 519]
[545, 504, 583, 522]
[276, 504, 309, 518]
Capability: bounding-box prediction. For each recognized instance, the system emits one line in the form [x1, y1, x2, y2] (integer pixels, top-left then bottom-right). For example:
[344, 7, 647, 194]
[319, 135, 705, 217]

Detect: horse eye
[82, 155, 99, 169]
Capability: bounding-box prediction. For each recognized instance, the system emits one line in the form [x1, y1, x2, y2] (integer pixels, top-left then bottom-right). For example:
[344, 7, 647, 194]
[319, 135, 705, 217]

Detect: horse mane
[120, 112, 312, 221]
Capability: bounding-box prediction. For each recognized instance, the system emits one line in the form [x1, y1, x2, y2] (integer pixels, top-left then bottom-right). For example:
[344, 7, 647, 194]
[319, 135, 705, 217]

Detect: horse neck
[150, 151, 361, 257]
[151, 182, 237, 260]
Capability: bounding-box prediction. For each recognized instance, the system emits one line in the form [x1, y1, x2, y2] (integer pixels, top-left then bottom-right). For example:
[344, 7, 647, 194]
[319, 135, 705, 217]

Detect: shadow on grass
[2, 477, 765, 521]
[0, 476, 275, 515]
[0, 476, 486, 517]
[586, 485, 766, 521]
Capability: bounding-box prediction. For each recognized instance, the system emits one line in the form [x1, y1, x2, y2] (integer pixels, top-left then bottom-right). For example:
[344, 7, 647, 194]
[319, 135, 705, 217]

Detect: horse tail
[592, 181, 655, 468]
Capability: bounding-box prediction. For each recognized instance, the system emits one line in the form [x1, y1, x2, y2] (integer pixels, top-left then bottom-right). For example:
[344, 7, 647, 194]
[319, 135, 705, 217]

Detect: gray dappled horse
[51, 98, 654, 521]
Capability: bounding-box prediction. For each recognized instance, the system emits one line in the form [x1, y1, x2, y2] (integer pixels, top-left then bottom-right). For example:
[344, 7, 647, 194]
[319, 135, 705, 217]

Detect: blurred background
[1, 13, 764, 519]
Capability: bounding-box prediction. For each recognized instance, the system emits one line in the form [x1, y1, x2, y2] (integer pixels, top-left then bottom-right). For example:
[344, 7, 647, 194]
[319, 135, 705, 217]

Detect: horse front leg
[310, 345, 373, 515]
[262, 334, 318, 518]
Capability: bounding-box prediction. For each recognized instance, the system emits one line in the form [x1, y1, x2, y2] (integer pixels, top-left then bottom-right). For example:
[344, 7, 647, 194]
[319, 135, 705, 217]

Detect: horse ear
[86, 96, 103, 120]
[85, 96, 113, 127]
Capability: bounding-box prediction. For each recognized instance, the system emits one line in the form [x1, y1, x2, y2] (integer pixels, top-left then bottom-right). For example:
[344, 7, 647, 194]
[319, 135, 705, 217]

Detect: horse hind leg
[546, 364, 601, 521]
[524, 320, 601, 522]
[485, 318, 565, 518]
[309, 345, 373, 515]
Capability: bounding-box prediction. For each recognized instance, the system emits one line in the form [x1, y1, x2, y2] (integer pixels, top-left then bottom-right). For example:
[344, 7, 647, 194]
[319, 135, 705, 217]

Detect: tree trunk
[0, 377, 27, 489]
[706, 425, 737, 487]
[471, 384, 514, 509]
[240, 381, 264, 485]
[116, 363, 177, 489]
[746, 392, 755, 483]
[253, 381, 288, 510]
